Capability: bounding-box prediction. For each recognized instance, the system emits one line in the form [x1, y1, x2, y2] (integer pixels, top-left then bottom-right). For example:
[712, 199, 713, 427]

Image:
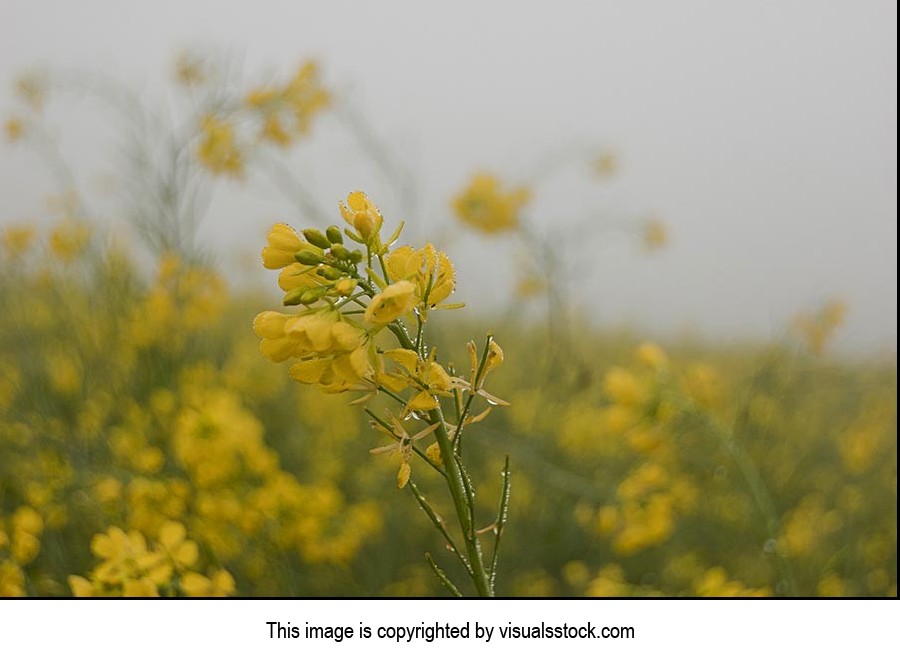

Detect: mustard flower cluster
[255, 191, 510, 596]
[194, 60, 330, 177]
[68, 522, 234, 597]
[452, 173, 531, 235]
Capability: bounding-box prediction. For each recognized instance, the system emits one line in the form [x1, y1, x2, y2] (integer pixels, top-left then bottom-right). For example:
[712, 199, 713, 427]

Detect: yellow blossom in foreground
[340, 191, 383, 243]
[385, 243, 456, 307]
[452, 173, 531, 234]
[365, 280, 417, 326]
[262, 223, 315, 269]
[197, 115, 243, 176]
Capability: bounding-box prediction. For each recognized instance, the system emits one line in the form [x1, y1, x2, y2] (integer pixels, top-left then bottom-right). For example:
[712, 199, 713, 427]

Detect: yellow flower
[122, 577, 159, 597]
[5, 117, 24, 142]
[289, 345, 370, 393]
[284, 61, 330, 135]
[261, 115, 293, 146]
[262, 223, 314, 269]
[157, 521, 199, 571]
[636, 343, 668, 369]
[452, 173, 530, 234]
[594, 150, 618, 178]
[365, 280, 417, 326]
[340, 191, 383, 243]
[68, 575, 96, 597]
[197, 115, 243, 176]
[1, 223, 36, 257]
[385, 244, 456, 307]
[49, 220, 91, 262]
[1, 561, 26, 597]
[642, 218, 668, 251]
[181, 569, 235, 597]
[16, 73, 46, 110]
[174, 52, 205, 86]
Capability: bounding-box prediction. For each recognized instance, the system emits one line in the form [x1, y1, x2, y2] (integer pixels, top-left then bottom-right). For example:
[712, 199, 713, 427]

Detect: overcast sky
[1, 0, 896, 353]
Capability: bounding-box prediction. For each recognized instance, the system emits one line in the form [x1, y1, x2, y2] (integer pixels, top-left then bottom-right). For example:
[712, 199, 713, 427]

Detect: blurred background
[0, 1, 896, 597]
[2, 0, 896, 350]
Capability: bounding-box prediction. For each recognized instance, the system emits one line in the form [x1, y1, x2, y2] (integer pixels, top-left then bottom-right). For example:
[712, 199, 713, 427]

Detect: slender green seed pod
[302, 228, 332, 250]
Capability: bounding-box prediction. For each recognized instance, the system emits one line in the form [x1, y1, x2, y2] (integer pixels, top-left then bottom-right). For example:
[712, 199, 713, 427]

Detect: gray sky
[1, 0, 896, 352]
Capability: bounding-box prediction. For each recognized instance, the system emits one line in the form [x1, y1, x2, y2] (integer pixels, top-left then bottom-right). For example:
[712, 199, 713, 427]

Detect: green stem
[689, 402, 799, 596]
[390, 327, 494, 596]
[427, 404, 494, 597]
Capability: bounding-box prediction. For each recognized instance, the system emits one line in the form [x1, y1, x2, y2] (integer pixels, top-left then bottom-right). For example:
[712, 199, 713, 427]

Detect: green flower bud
[326, 225, 343, 245]
[318, 266, 344, 280]
[283, 287, 306, 306]
[302, 228, 332, 250]
[349, 250, 364, 264]
[300, 288, 327, 305]
[295, 250, 324, 266]
[330, 244, 351, 261]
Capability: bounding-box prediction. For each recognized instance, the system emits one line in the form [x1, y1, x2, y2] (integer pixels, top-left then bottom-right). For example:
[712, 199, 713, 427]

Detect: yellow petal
[331, 322, 363, 352]
[384, 348, 419, 373]
[157, 521, 186, 550]
[396, 461, 411, 489]
[428, 252, 456, 305]
[425, 361, 452, 391]
[407, 390, 438, 411]
[262, 223, 306, 269]
[252, 311, 289, 339]
[289, 359, 330, 384]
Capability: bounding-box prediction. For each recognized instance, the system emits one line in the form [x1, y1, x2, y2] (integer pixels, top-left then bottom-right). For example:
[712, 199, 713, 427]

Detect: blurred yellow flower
[641, 217, 668, 251]
[1, 223, 36, 258]
[197, 115, 243, 176]
[452, 173, 531, 234]
[5, 117, 24, 142]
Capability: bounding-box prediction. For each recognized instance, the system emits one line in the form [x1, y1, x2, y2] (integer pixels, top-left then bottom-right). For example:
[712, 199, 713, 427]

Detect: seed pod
[326, 225, 343, 245]
[330, 244, 351, 261]
[295, 250, 323, 266]
[302, 228, 331, 250]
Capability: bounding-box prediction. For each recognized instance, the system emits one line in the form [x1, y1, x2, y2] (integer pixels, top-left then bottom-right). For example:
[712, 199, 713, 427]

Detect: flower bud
[318, 266, 343, 280]
[300, 288, 326, 305]
[349, 250, 364, 264]
[325, 225, 343, 245]
[330, 244, 351, 261]
[283, 288, 306, 306]
[295, 250, 324, 266]
[302, 228, 332, 250]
